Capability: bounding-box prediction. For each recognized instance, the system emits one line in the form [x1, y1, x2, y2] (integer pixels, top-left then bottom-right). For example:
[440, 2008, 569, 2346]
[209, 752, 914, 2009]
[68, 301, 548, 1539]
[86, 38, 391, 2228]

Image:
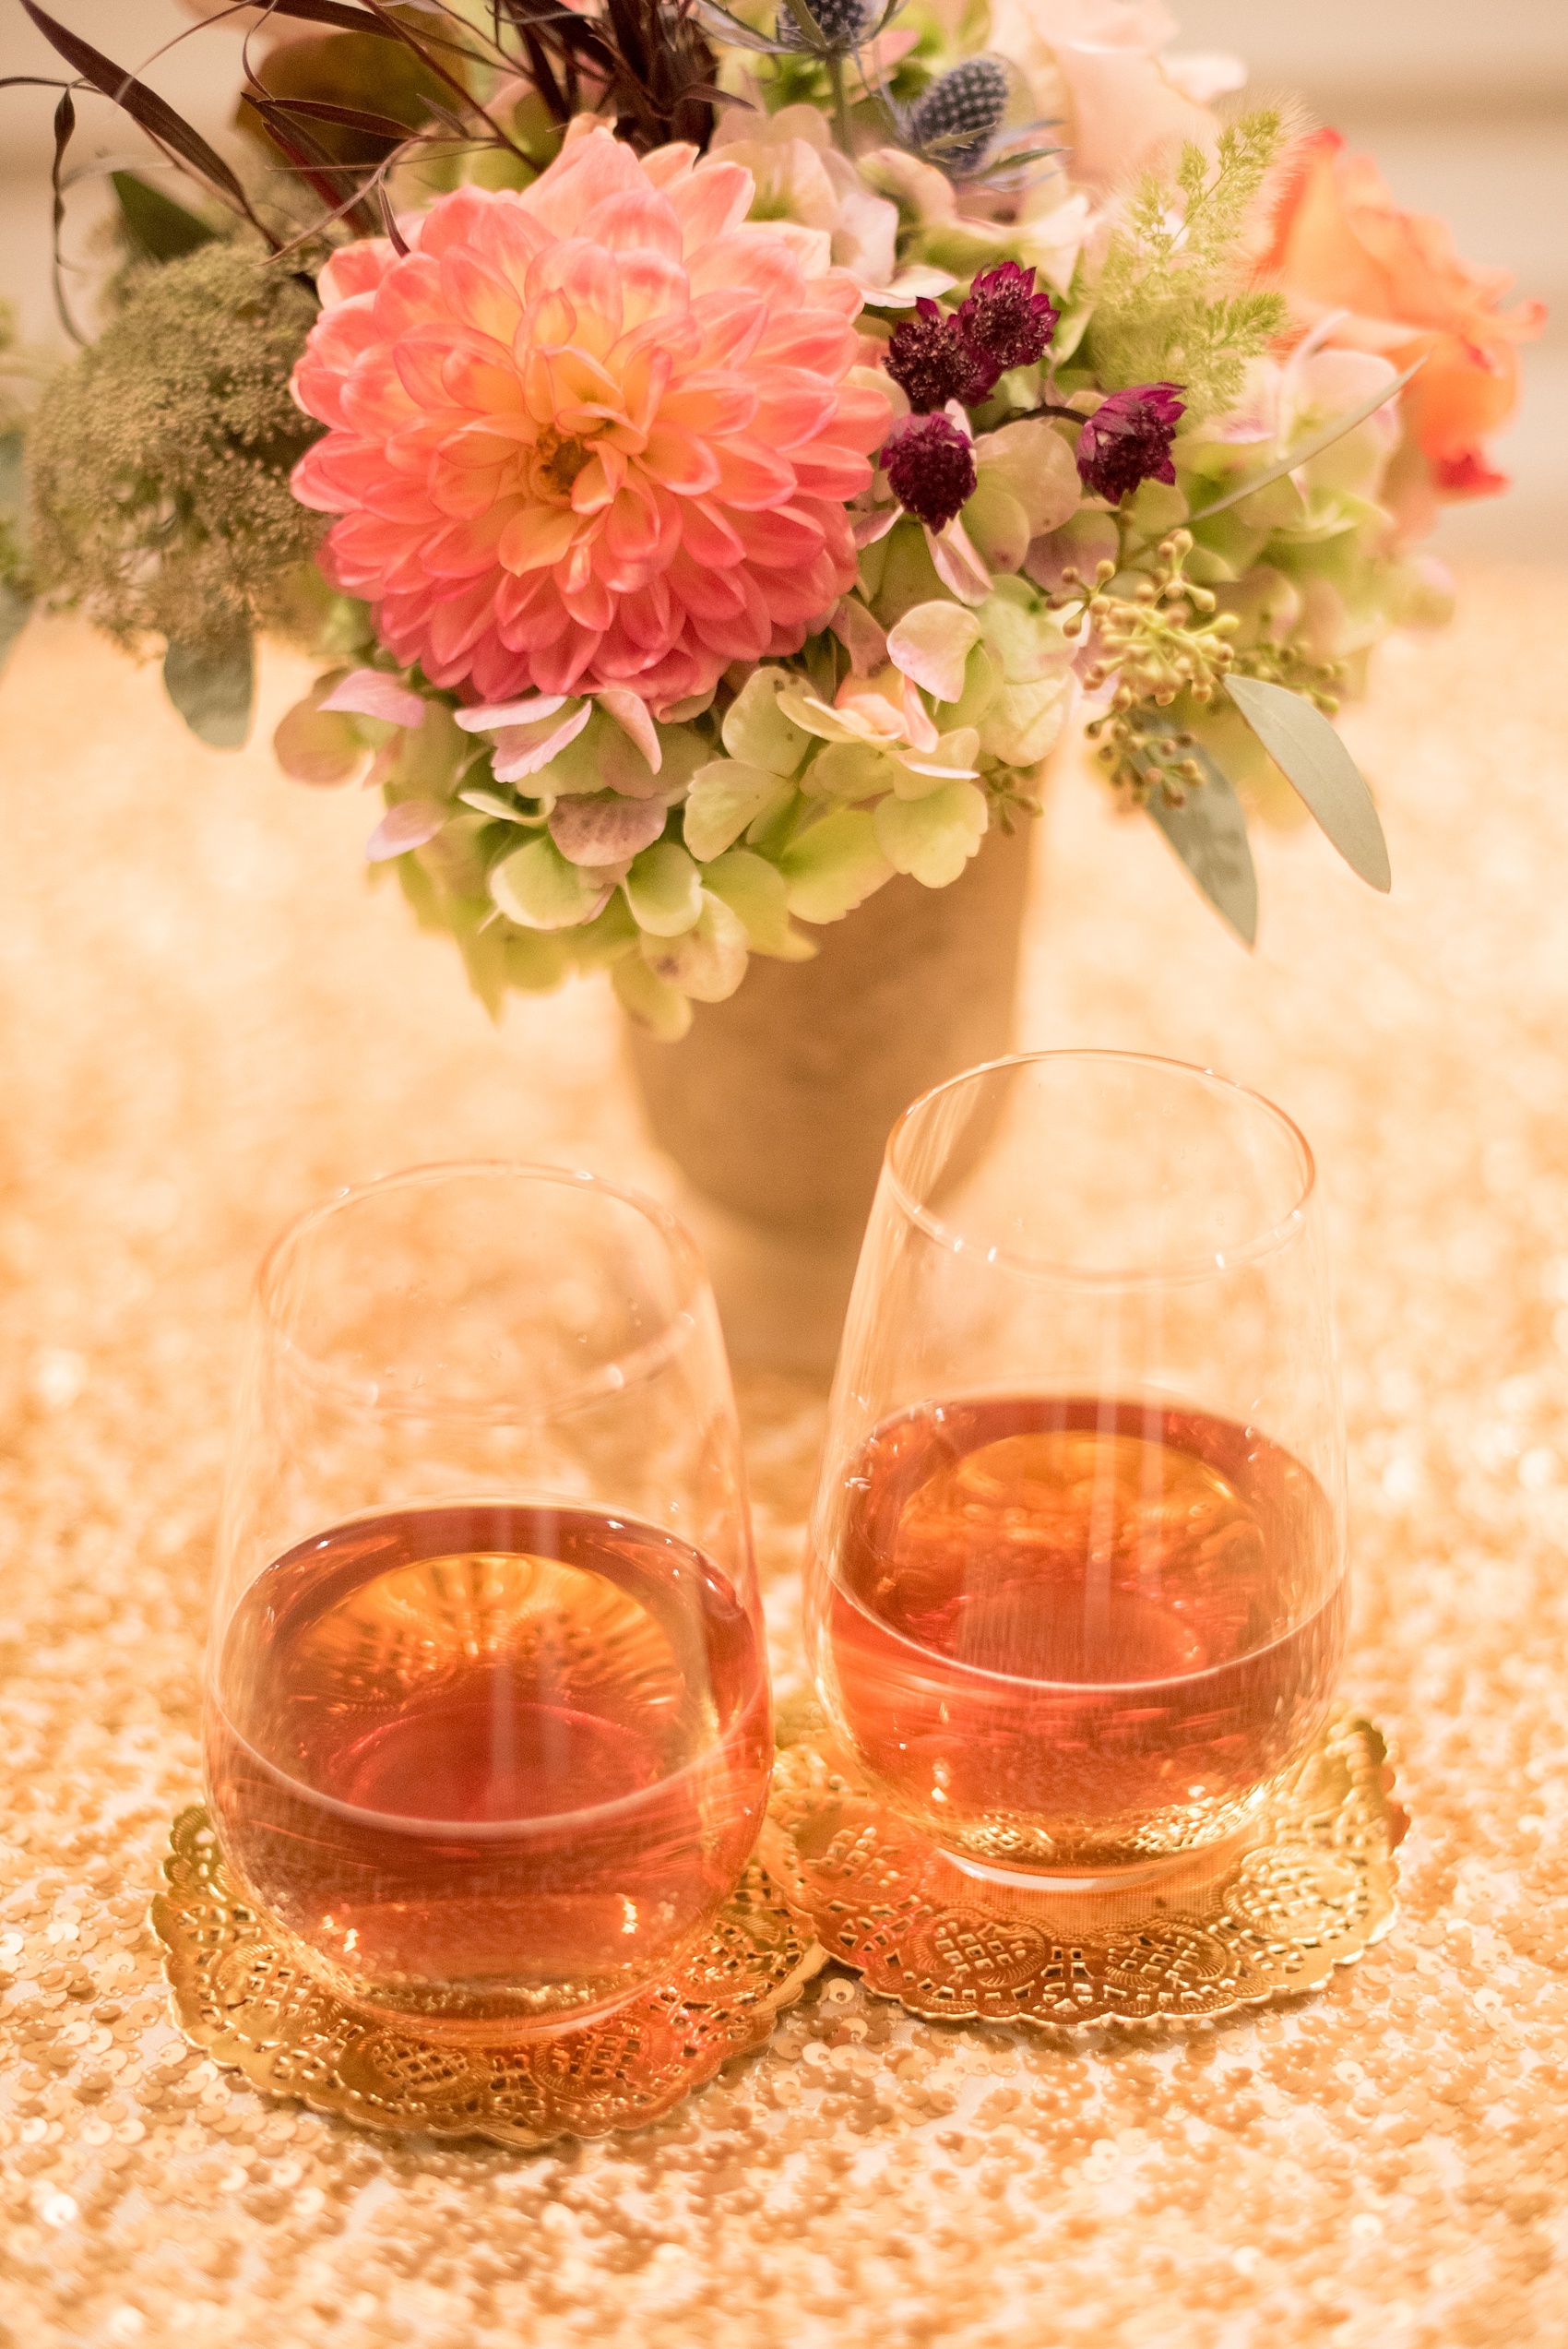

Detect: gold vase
[625, 819, 1036, 1373]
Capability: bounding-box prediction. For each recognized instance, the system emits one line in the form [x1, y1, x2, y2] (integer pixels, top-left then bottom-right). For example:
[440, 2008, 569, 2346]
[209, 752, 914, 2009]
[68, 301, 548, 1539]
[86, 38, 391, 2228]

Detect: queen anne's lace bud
[882, 413, 978, 531]
[909, 56, 1011, 177]
[775, 0, 878, 53]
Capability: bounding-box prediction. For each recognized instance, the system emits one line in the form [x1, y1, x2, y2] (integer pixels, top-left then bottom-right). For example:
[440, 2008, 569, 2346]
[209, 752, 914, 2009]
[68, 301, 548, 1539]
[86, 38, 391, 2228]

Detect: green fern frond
[1086, 108, 1291, 419]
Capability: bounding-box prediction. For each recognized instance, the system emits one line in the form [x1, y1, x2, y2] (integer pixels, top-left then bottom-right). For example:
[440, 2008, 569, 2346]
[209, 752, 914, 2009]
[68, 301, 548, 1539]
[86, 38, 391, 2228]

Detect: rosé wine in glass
[206, 1164, 770, 2035]
[805, 1053, 1349, 1887]
[208, 1500, 769, 2027]
[810, 1395, 1345, 1873]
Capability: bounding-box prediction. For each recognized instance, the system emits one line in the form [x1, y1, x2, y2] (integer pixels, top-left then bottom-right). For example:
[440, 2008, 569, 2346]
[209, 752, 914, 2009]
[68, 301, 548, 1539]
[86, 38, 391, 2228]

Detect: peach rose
[1257, 128, 1545, 503]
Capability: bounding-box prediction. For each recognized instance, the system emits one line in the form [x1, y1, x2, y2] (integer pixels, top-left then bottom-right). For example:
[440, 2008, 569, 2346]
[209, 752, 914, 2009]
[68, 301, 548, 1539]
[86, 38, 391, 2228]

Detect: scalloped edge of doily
[153, 1806, 826, 2149]
[760, 1711, 1403, 2033]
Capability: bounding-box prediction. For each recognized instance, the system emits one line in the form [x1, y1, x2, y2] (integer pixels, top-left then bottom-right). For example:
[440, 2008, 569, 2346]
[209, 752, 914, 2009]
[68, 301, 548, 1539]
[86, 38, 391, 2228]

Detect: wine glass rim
[885, 1048, 1317, 1286]
[254, 1158, 710, 1419]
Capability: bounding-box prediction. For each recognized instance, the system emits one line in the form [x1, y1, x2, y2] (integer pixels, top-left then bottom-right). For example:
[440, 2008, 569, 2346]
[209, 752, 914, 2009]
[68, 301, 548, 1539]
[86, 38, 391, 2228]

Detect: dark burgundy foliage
[1075, 383, 1186, 503]
[882, 413, 979, 532]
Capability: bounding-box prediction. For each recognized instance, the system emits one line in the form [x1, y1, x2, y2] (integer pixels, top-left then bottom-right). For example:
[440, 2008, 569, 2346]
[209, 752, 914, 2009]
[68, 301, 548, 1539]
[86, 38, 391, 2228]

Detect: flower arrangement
[4, 0, 1542, 1031]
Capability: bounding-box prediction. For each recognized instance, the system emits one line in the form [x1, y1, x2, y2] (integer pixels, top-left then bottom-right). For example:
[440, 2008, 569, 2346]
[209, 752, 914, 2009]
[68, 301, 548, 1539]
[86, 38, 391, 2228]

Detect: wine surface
[810, 1397, 1345, 1872]
[206, 1501, 770, 2031]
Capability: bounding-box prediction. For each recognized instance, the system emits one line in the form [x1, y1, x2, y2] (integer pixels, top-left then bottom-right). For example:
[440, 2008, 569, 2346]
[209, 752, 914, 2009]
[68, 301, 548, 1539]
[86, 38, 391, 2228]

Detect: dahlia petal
[531, 620, 602, 696]
[371, 254, 446, 340]
[612, 344, 676, 436]
[562, 572, 616, 634]
[671, 161, 754, 250]
[291, 307, 382, 425]
[572, 447, 626, 515]
[604, 479, 666, 567]
[685, 231, 804, 309]
[429, 451, 510, 523]
[640, 143, 701, 191]
[831, 381, 899, 450]
[422, 508, 512, 578]
[441, 340, 524, 414]
[291, 441, 358, 514]
[518, 127, 649, 237]
[666, 555, 747, 622]
[498, 502, 583, 572]
[339, 363, 421, 440]
[753, 313, 860, 374]
[393, 324, 475, 411]
[427, 580, 504, 668]
[679, 499, 745, 567]
[420, 185, 524, 259]
[532, 345, 624, 421]
[690, 290, 770, 369]
[439, 247, 525, 343]
[467, 634, 534, 701]
[496, 572, 572, 649]
[615, 578, 673, 651]
[788, 443, 876, 499]
[580, 189, 684, 263]
[641, 422, 723, 497]
[526, 239, 624, 343]
[746, 369, 840, 449]
[470, 200, 554, 297]
[319, 241, 394, 306]
[729, 504, 831, 566]
[657, 374, 758, 438]
[613, 251, 693, 332]
[709, 439, 799, 508]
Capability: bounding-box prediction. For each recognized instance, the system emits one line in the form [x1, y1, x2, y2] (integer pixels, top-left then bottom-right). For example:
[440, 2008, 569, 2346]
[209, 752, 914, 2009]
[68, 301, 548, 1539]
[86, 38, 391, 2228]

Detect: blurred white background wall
[1, 0, 1562, 554]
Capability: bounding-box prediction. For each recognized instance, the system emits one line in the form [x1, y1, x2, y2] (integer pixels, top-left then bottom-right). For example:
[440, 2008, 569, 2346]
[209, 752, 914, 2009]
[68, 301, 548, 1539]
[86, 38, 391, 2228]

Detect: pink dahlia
[290, 126, 892, 711]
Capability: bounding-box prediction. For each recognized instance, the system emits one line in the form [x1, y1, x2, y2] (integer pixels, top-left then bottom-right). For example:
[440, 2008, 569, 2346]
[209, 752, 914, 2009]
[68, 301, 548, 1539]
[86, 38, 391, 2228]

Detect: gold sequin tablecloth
[2, 572, 1567, 2346]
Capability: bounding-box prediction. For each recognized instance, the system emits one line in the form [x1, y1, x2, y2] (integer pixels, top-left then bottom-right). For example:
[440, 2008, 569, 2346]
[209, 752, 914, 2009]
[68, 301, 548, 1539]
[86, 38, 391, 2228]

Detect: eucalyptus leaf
[1143, 744, 1257, 948]
[163, 631, 254, 750]
[1186, 358, 1424, 525]
[111, 172, 218, 264]
[1223, 674, 1390, 891]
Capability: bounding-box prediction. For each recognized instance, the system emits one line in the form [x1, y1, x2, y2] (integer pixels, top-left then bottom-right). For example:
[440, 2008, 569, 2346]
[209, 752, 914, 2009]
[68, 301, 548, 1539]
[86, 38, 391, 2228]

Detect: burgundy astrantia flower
[957, 262, 1059, 376]
[1075, 382, 1186, 503]
[882, 413, 978, 531]
[884, 299, 995, 413]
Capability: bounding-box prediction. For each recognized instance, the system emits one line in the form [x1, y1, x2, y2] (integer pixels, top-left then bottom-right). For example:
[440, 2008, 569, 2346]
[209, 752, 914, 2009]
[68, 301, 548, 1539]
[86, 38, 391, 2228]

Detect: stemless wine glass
[805, 1051, 1348, 1888]
[205, 1163, 772, 2038]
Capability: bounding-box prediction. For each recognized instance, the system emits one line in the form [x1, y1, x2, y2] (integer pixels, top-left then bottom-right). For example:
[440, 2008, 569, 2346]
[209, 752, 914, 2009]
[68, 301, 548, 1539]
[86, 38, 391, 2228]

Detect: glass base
[762, 1710, 1404, 2029]
[938, 1820, 1265, 1902]
[153, 1805, 823, 2145]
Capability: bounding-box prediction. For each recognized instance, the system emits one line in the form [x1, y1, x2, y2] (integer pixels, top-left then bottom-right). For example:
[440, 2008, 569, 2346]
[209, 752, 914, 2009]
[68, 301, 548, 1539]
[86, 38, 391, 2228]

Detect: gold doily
[761, 1711, 1403, 2030]
[152, 1806, 824, 2147]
